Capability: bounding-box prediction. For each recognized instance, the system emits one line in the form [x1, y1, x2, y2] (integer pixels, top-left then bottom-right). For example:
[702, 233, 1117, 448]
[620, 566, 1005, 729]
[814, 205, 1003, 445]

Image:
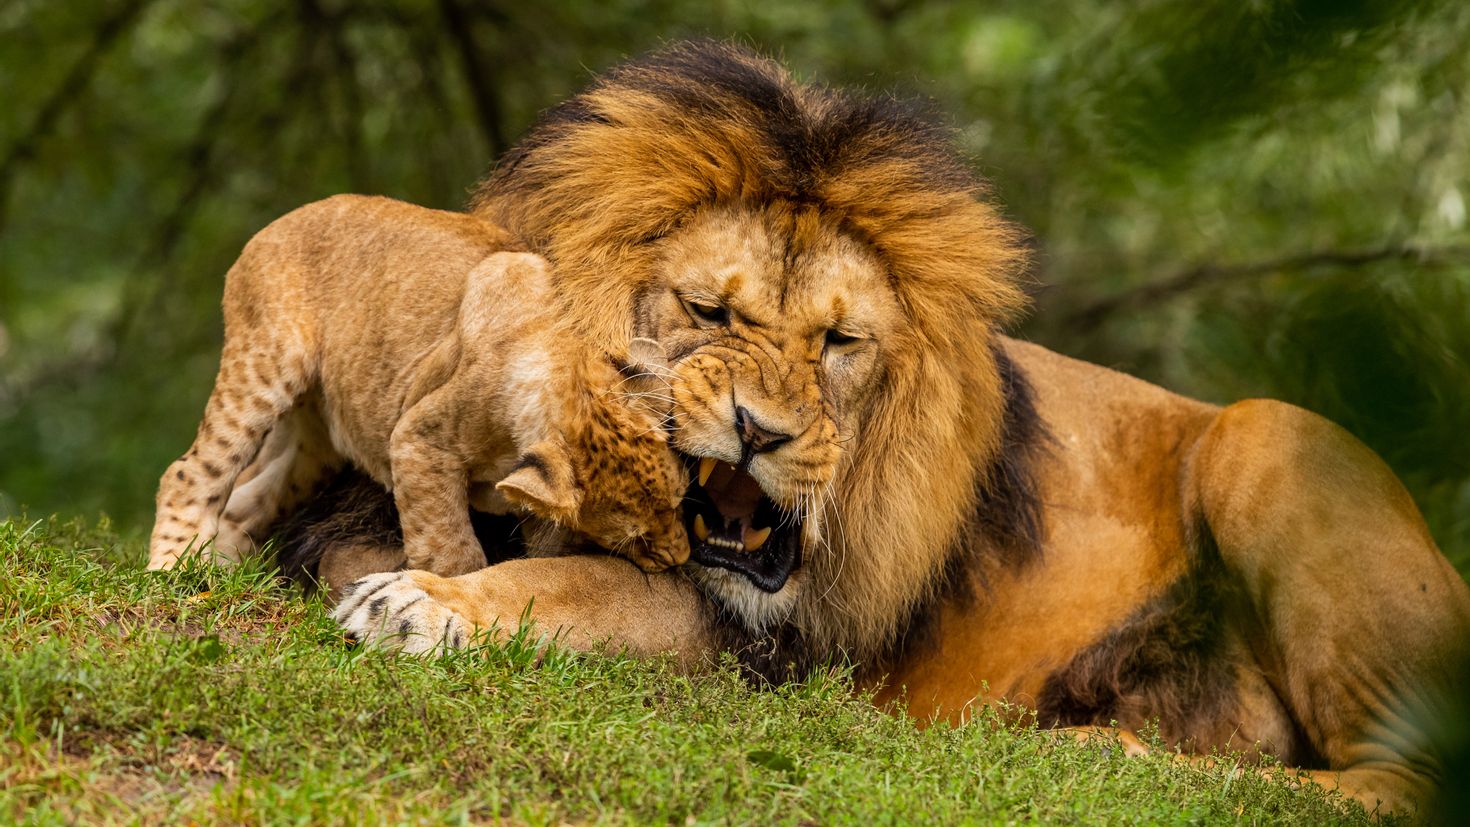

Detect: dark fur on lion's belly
[270, 474, 525, 588]
[1033, 529, 1317, 767]
[1034, 544, 1236, 740]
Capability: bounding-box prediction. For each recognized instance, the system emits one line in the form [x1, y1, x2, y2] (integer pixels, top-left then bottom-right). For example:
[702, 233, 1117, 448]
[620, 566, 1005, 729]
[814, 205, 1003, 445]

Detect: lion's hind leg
[1192, 399, 1470, 816]
[148, 336, 313, 570]
[1053, 726, 1152, 758]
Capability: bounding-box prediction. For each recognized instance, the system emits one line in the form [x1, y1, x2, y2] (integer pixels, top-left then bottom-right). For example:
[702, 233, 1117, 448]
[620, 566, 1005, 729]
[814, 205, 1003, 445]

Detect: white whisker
[813, 476, 854, 619]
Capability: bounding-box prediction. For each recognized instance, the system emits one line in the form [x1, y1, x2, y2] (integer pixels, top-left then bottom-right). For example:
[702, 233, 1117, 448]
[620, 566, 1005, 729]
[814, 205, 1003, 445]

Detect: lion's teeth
[744, 526, 772, 552]
[693, 514, 710, 541]
[698, 456, 717, 487]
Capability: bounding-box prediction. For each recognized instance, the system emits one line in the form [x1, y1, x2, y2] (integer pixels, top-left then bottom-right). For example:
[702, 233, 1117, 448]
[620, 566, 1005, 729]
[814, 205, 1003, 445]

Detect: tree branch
[865, 0, 925, 25]
[298, 0, 369, 188]
[2, 17, 278, 409]
[399, 19, 468, 202]
[1065, 244, 1470, 331]
[108, 21, 281, 350]
[0, 0, 151, 236]
[435, 0, 508, 160]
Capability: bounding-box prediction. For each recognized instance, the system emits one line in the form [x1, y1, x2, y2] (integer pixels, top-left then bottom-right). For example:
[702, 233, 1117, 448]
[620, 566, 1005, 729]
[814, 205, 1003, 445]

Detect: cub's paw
[332, 571, 471, 655]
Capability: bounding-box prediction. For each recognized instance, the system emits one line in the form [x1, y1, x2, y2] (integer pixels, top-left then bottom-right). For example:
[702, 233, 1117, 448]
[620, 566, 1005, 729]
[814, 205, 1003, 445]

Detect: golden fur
[148, 195, 689, 577]
[326, 43, 1469, 816]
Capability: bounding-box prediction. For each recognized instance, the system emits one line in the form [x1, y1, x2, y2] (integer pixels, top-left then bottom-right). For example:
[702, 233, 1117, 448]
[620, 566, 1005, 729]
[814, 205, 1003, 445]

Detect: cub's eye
[683, 298, 728, 325]
[825, 329, 861, 348]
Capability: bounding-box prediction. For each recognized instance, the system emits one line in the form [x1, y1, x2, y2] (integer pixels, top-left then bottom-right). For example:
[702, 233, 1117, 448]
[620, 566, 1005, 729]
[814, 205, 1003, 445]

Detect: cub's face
[494, 391, 690, 573]
[572, 401, 691, 573]
[632, 203, 900, 595]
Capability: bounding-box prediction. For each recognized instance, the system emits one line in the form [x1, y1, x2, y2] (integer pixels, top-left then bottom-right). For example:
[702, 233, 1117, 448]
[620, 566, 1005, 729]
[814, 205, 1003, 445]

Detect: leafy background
[2, 0, 1468, 577]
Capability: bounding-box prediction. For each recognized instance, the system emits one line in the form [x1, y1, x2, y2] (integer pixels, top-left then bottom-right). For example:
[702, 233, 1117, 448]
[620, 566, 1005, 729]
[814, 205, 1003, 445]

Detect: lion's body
[876, 340, 1470, 813]
[149, 195, 689, 579]
[317, 43, 1470, 815]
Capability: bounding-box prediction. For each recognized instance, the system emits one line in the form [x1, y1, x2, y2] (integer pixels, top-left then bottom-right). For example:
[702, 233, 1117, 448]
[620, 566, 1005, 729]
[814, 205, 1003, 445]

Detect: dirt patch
[4, 733, 237, 823]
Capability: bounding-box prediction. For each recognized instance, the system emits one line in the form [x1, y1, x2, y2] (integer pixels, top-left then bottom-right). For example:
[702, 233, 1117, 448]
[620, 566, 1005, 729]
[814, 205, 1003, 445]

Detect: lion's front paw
[332, 571, 471, 655]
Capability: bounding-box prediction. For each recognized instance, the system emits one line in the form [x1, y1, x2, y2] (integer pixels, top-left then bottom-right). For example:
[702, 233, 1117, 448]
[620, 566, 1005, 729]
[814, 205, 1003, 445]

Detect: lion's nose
[735, 406, 794, 454]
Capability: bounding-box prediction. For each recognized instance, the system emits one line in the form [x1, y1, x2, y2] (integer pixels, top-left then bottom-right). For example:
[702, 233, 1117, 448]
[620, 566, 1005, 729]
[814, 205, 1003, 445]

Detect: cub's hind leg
[215, 404, 344, 554]
[211, 417, 296, 554]
[148, 338, 312, 569]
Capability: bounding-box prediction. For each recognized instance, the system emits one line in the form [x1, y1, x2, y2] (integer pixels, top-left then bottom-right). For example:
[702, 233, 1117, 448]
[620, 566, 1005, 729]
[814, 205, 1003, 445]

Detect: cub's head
[496, 342, 690, 573]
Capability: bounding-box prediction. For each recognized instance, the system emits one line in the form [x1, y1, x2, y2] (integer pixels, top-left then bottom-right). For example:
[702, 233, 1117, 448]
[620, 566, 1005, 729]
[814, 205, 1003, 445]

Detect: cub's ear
[495, 440, 583, 522]
[619, 337, 673, 416]
[625, 337, 669, 373]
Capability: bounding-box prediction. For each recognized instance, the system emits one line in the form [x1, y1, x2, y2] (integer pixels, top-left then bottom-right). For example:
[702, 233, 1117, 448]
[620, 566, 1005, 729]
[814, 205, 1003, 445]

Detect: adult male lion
[316, 42, 1470, 815]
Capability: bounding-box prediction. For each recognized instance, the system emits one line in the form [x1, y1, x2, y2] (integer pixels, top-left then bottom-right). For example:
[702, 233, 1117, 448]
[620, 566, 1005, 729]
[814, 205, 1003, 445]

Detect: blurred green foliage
[2, 0, 1467, 575]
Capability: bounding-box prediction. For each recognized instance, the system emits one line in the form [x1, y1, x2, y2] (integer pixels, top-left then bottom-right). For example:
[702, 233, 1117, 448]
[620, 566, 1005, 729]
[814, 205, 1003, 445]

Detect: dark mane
[483, 38, 975, 218]
[472, 39, 1027, 340]
[272, 474, 523, 590]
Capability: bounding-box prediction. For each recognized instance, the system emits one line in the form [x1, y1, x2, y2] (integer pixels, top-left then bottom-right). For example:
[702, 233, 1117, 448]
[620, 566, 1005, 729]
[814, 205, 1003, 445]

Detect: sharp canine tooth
[698, 457, 716, 486]
[744, 526, 772, 552]
[693, 514, 709, 541]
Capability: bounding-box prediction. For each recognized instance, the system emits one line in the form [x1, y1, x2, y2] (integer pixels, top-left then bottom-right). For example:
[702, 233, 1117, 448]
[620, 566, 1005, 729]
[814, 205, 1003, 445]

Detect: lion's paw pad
[332, 572, 470, 655]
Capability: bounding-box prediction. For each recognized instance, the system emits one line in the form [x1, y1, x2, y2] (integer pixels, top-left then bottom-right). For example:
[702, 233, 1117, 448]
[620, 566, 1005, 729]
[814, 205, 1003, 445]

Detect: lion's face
[631, 203, 901, 597]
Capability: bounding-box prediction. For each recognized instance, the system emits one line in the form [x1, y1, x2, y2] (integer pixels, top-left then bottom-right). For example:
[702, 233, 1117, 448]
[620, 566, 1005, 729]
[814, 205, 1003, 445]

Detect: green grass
[1, 518, 1380, 825]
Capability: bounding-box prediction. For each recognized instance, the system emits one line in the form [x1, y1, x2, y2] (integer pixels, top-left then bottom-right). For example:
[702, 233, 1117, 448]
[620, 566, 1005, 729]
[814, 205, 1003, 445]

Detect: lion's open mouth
[680, 454, 801, 593]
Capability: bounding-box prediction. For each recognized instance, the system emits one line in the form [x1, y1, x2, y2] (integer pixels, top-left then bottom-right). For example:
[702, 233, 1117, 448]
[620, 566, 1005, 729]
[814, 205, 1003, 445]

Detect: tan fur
[148, 195, 688, 576]
[332, 43, 1469, 816]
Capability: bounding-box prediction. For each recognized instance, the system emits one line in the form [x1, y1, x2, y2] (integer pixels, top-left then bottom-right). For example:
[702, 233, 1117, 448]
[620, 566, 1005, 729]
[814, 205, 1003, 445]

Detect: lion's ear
[496, 440, 583, 522]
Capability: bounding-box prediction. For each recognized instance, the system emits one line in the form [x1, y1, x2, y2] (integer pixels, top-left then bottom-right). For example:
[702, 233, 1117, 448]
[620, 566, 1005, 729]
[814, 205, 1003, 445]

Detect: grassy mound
[1, 518, 1375, 824]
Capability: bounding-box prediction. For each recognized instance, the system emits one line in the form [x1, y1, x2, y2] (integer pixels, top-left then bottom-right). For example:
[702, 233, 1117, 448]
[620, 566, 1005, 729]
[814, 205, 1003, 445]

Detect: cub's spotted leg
[148, 339, 310, 569]
[215, 405, 343, 554]
[210, 417, 294, 554]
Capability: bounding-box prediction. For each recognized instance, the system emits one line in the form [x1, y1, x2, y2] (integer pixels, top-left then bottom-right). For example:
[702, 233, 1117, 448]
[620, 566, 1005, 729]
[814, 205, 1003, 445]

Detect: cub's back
[226, 194, 518, 334]
[223, 195, 525, 467]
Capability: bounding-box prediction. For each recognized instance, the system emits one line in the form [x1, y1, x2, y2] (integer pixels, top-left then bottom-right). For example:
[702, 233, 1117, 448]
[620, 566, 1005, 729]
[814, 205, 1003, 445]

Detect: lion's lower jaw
[691, 519, 825, 632]
[691, 564, 804, 631]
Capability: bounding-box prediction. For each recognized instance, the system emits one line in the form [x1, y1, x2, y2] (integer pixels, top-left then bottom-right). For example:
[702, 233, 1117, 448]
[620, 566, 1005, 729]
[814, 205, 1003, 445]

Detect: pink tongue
[707, 470, 764, 521]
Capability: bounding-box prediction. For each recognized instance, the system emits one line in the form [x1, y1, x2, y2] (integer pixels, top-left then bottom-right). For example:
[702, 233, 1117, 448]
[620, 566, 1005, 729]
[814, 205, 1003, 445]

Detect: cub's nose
[735, 405, 794, 454]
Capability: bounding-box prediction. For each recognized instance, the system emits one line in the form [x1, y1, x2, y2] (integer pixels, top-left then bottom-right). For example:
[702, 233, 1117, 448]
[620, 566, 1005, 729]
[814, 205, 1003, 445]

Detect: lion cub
[147, 195, 690, 577]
